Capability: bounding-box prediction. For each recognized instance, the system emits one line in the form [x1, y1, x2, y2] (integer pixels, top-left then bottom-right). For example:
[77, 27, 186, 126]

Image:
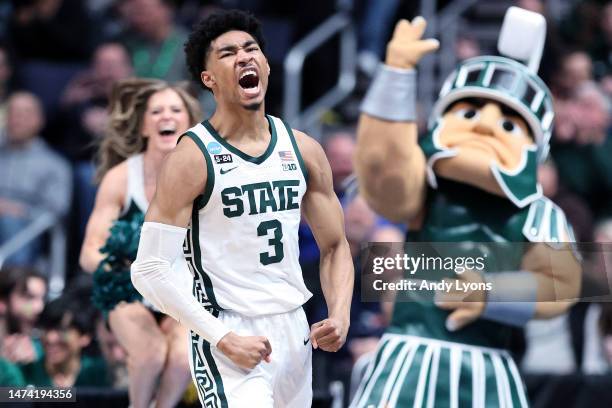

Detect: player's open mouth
[158, 124, 177, 137]
[238, 69, 260, 97]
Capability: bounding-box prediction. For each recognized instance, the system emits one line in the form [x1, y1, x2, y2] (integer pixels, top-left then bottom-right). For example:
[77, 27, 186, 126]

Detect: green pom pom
[92, 210, 145, 313]
[99, 211, 145, 260]
[92, 266, 142, 312]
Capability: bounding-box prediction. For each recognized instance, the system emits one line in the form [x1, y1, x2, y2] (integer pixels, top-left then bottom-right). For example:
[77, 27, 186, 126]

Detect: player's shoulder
[173, 130, 208, 163]
[287, 128, 333, 190]
[290, 128, 326, 164]
[159, 132, 208, 191]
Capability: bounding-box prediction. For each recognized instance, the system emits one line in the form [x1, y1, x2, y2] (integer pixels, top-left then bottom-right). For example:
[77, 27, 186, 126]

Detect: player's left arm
[294, 129, 354, 352]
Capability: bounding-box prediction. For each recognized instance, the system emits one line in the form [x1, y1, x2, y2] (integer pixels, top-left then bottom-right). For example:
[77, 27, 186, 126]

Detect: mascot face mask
[421, 56, 554, 208]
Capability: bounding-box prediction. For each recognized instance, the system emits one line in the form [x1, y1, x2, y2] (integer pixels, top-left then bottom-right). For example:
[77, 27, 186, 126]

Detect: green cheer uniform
[91, 154, 150, 316]
[351, 178, 572, 408]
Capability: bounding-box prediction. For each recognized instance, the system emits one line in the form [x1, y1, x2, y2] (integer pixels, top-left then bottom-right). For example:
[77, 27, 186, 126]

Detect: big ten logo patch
[282, 163, 297, 172]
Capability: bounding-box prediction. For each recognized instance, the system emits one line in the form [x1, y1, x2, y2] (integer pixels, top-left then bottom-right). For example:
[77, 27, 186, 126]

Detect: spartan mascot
[351, 7, 581, 408]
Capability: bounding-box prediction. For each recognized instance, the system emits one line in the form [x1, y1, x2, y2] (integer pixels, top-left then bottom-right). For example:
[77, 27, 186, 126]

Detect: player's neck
[209, 104, 268, 141]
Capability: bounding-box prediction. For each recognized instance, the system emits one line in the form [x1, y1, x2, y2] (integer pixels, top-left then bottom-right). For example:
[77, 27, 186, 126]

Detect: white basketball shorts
[188, 306, 312, 407]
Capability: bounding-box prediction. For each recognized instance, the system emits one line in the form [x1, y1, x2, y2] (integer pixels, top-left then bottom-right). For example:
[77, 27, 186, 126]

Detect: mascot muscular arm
[355, 18, 436, 223]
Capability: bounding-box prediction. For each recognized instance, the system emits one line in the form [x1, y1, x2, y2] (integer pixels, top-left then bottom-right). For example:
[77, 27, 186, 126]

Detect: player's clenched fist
[217, 332, 272, 369]
[309, 317, 348, 352]
[385, 17, 440, 69]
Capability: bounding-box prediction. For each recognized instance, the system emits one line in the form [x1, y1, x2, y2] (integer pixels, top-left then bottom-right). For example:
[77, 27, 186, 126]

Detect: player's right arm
[355, 17, 438, 223]
[79, 164, 126, 273]
[131, 137, 271, 369]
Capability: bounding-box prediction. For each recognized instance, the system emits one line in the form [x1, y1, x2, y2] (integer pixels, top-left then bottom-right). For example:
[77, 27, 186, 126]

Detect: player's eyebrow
[216, 40, 258, 54]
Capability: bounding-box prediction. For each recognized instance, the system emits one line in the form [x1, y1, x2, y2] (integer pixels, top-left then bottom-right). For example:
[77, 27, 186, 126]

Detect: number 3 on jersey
[257, 219, 284, 265]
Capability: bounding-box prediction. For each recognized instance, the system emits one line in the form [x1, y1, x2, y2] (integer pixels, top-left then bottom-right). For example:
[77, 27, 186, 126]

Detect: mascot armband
[481, 271, 537, 327]
[361, 65, 417, 122]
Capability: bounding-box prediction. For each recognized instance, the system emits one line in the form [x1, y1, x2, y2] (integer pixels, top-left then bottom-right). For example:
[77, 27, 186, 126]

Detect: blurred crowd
[0, 0, 610, 404]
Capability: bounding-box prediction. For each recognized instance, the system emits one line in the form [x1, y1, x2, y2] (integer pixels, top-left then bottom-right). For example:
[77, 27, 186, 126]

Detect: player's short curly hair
[185, 9, 266, 90]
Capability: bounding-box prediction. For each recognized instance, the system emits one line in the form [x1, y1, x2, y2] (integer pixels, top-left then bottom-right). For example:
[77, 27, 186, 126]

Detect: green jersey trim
[187, 204, 221, 310]
[281, 119, 309, 183]
[190, 328, 228, 408]
[202, 115, 278, 164]
[202, 309, 228, 407]
[180, 131, 215, 210]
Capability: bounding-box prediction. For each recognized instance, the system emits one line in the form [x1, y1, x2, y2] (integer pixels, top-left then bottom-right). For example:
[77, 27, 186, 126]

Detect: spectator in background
[553, 51, 593, 100]
[550, 81, 612, 220]
[95, 317, 128, 389]
[0, 356, 25, 386]
[323, 130, 356, 197]
[357, 0, 402, 76]
[515, 0, 564, 85]
[8, 0, 92, 63]
[300, 130, 356, 312]
[454, 34, 481, 61]
[0, 44, 13, 138]
[343, 195, 401, 363]
[538, 159, 593, 242]
[572, 81, 610, 146]
[55, 42, 133, 243]
[61, 42, 133, 123]
[0, 92, 72, 265]
[595, 4, 612, 96]
[0, 267, 47, 366]
[117, 0, 189, 82]
[577, 219, 612, 375]
[559, 0, 603, 51]
[313, 193, 402, 398]
[19, 294, 110, 387]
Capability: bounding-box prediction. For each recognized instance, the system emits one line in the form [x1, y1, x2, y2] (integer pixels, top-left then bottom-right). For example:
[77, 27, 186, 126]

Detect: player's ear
[266, 61, 270, 76]
[201, 70, 215, 89]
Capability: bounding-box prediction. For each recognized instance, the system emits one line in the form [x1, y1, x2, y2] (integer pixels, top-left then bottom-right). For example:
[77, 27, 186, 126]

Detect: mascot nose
[472, 122, 495, 136]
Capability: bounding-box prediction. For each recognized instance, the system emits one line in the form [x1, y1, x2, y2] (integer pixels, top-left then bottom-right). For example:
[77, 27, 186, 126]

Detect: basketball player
[131, 9, 354, 407]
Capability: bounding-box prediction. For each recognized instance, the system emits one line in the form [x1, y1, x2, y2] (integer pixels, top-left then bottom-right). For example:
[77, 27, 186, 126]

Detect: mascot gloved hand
[384, 17, 439, 70]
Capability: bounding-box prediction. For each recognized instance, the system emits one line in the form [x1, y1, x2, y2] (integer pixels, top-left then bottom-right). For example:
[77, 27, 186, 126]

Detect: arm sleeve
[131, 222, 231, 346]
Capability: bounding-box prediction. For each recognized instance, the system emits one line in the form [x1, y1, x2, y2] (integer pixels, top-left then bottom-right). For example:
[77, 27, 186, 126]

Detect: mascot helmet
[429, 7, 553, 162]
[422, 7, 553, 208]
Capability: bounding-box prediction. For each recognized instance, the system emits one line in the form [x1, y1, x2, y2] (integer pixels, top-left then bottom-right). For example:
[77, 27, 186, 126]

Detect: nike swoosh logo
[220, 166, 238, 175]
[303, 337, 310, 346]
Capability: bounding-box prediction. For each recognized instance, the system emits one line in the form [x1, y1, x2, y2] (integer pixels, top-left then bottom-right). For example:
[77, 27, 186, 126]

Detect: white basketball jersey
[182, 115, 312, 316]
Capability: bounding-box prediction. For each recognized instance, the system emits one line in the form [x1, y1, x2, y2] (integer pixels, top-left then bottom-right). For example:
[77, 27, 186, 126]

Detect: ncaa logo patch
[207, 141, 222, 155]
